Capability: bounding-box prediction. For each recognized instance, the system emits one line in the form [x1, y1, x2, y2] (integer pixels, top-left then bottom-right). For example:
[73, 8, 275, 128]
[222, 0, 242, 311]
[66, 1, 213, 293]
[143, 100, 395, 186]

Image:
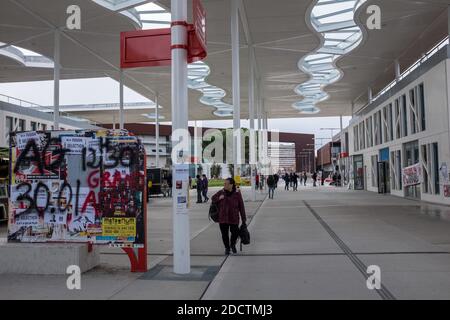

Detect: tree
[227, 164, 234, 177]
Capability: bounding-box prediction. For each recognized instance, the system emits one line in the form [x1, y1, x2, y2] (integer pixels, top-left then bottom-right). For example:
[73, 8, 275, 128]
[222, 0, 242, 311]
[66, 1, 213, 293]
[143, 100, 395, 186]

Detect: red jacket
[211, 189, 246, 225]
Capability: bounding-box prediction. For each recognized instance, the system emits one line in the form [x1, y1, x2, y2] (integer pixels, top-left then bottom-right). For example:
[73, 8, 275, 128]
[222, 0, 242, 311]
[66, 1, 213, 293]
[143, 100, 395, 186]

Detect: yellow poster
[234, 175, 241, 186]
[102, 217, 136, 237]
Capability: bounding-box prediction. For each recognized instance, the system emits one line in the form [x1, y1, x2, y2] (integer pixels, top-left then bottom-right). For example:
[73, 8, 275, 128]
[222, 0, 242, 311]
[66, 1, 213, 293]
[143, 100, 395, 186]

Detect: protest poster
[402, 163, 423, 187]
[8, 129, 146, 247]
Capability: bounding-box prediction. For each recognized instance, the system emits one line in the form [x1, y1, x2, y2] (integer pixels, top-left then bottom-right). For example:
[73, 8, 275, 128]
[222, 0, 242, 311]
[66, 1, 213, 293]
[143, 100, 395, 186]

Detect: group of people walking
[265, 171, 322, 199]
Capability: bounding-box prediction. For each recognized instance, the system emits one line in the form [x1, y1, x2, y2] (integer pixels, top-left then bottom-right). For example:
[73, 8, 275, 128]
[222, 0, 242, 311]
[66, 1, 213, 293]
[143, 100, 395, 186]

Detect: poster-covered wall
[8, 129, 146, 247]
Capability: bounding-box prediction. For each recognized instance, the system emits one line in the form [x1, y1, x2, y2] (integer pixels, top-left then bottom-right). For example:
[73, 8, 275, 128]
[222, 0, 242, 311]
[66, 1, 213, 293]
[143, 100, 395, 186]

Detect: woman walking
[211, 178, 247, 255]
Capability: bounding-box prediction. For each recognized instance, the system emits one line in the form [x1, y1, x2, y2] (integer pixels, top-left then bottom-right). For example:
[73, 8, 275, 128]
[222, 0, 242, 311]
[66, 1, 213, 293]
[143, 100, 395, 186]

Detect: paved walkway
[1, 185, 450, 299]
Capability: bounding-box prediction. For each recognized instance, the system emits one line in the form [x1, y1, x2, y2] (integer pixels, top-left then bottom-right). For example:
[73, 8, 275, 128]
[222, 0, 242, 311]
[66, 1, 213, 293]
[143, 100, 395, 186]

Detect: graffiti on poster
[402, 163, 423, 187]
[8, 129, 146, 247]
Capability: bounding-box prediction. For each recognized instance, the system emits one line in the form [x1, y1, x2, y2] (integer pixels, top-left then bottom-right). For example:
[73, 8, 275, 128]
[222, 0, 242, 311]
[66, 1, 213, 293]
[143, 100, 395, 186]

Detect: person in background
[292, 172, 298, 191]
[303, 171, 307, 186]
[202, 174, 209, 202]
[167, 173, 173, 197]
[284, 173, 290, 191]
[274, 173, 279, 189]
[189, 176, 192, 189]
[267, 175, 276, 199]
[196, 174, 203, 203]
[211, 178, 247, 255]
[255, 174, 260, 190]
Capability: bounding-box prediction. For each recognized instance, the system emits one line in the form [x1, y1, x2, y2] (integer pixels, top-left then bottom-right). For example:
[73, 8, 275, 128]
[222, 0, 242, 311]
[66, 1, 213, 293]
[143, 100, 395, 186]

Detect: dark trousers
[219, 223, 240, 249]
[202, 189, 208, 201]
[268, 187, 275, 199]
[293, 182, 298, 191]
[285, 182, 289, 190]
[197, 190, 202, 203]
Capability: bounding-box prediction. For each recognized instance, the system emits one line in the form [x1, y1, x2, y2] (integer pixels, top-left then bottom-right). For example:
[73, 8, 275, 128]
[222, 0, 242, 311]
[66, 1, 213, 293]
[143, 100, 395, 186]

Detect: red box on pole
[120, 0, 207, 69]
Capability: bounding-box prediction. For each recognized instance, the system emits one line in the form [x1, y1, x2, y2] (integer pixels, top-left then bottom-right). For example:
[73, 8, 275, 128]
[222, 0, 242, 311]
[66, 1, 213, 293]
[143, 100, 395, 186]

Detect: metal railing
[356, 36, 450, 114]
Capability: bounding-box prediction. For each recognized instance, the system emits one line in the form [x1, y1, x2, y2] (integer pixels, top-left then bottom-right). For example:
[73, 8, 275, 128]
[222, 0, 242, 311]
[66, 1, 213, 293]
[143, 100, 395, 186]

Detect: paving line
[102, 251, 450, 257]
[303, 200, 396, 300]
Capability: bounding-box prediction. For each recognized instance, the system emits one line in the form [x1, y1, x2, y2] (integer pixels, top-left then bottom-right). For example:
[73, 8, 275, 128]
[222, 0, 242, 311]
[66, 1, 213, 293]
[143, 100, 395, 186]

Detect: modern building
[0, 95, 98, 148]
[316, 140, 341, 174]
[268, 142, 296, 173]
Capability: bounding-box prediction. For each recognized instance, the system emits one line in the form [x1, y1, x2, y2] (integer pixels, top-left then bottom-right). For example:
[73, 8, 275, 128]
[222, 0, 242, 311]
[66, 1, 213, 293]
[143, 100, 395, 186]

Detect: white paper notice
[16, 131, 41, 150]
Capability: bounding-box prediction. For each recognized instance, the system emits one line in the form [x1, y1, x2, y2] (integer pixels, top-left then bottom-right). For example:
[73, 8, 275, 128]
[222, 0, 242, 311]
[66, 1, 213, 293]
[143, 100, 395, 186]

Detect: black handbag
[208, 203, 219, 223]
[239, 223, 250, 251]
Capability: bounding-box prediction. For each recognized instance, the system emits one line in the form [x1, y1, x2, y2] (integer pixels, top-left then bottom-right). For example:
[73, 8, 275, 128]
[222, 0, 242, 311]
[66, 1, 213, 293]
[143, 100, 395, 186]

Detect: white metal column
[53, 29, 60, 130]
[339, 115, 343, 181]
[249, 57, 256, 201]
[171, 0, 190, 275]
[155, 94, 160, 168]
[231, 0, 240, 178]
[257, 82, 262, 180]
[194, 120, 198, 177]
[119, 70, 124, 129]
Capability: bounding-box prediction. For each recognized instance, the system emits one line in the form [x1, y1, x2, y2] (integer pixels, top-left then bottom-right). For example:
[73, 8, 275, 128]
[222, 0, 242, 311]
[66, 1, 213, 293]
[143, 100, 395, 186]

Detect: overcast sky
[0, 78, 350, 149]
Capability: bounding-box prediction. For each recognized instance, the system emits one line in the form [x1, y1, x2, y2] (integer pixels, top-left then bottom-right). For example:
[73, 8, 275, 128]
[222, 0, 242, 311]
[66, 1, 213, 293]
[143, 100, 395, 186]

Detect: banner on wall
[402, 163, 423, 187]
[8, 129, 146, 247]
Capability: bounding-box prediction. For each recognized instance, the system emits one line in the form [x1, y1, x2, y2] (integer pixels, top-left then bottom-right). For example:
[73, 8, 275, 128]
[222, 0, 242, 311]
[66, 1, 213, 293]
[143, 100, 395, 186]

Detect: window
[371, 155, 378, 188]
[41, 124, 47, 131]
[388, 104, 393, 142]
[402, 94, 408, 137]
[421, 144, 429, 194]
[409, 84, 425, 135]
[382, 104, 393, 143]
[18, 119, 25, 131]
[421, 142, 440, 195]
[419, 84, 426, 131]
[353, 126, 359, 152]
[359, 122, 365, 150]
[31, 121, 37, 131]
[5, 116, 13, 142]
[390, 150, 402, 191]
[433, 143, 439, 194]
[394, 99, 400, 139]
[374, 112, 382, 145]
